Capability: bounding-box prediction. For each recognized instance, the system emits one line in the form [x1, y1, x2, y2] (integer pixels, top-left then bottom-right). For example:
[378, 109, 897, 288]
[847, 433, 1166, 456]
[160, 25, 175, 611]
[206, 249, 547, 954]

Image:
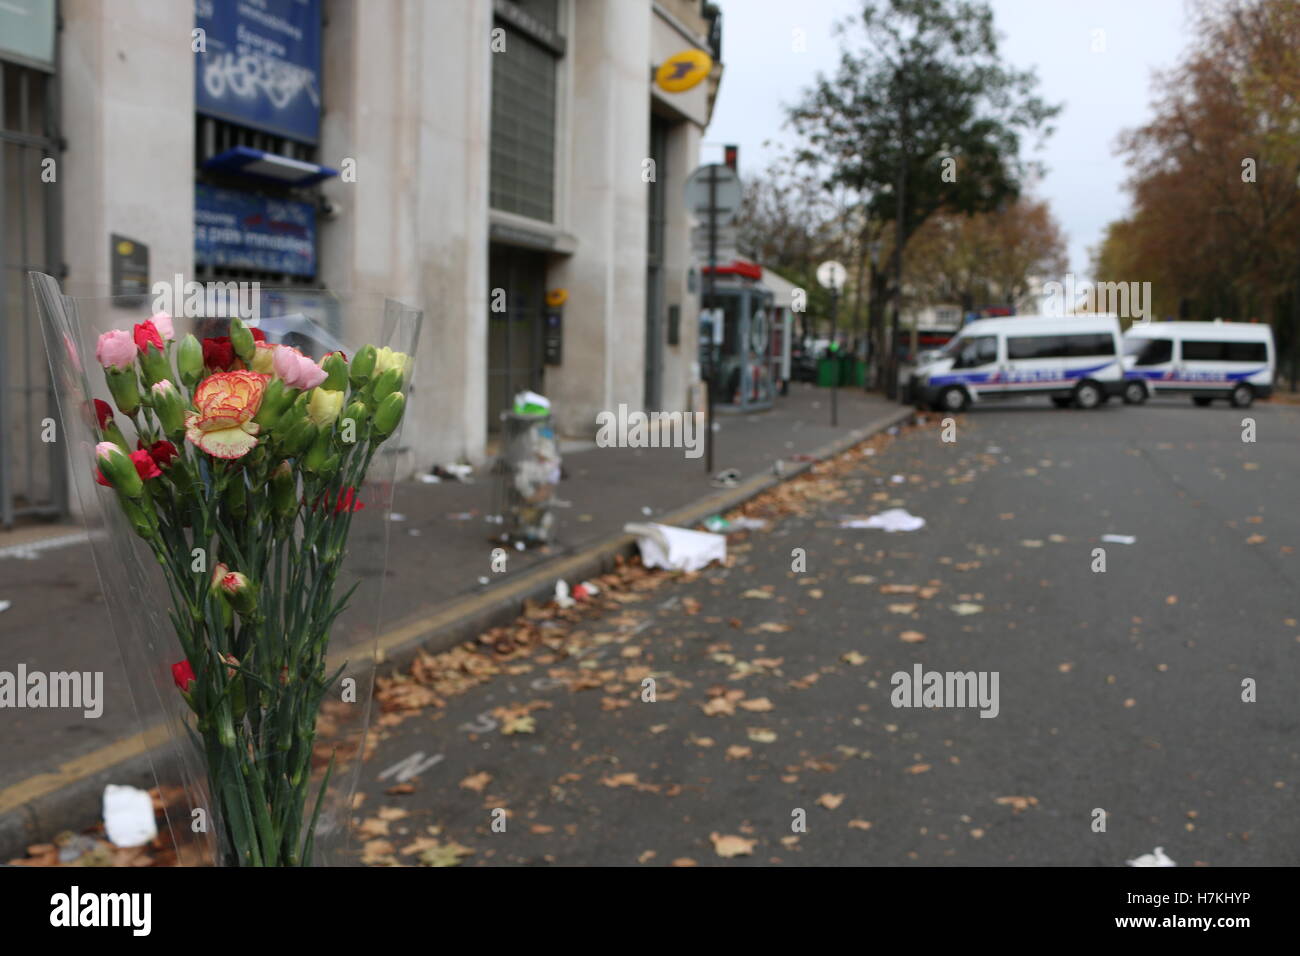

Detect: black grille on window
[490, 28, 559, 223]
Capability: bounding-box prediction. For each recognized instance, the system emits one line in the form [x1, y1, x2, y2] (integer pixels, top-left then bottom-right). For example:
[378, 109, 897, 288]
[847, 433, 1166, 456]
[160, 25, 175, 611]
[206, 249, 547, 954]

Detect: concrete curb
[0, 405, 914, 860]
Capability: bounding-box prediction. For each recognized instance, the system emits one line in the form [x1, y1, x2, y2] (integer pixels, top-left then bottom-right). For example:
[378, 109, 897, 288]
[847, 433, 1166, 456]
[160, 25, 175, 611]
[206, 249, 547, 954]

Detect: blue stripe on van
[1125, 366, 1267, 384]
[931, 361, 1115, 388]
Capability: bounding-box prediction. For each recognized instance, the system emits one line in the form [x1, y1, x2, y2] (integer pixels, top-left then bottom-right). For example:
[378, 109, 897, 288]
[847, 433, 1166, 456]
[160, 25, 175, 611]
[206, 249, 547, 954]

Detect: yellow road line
[0, 724, 172, 816]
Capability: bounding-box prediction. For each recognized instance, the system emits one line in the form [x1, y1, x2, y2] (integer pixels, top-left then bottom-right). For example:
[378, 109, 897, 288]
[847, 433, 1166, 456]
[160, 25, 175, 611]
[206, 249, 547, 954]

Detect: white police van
[911, 314, 1125, 412]
[1121, 320, 1274, 408]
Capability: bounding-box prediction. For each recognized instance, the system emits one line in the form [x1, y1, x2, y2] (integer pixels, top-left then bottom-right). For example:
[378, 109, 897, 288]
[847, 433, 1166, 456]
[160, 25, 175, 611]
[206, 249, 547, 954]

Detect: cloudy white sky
[701, 0, 1195, 278]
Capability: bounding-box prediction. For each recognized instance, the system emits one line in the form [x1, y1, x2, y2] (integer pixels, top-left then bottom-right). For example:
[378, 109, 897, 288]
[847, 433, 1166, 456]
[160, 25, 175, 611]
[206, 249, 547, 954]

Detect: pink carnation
[94, 440, 121, 462]
[150, 312, 175, 342]
[95, 329, 136, 370]
[272, 346, 327, 390]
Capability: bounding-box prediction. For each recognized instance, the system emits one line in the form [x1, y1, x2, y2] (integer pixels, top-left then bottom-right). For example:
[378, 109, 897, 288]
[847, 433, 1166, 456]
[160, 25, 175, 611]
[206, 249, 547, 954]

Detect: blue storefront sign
[195, 184, 316, 276]
[195, 0, 322, 143]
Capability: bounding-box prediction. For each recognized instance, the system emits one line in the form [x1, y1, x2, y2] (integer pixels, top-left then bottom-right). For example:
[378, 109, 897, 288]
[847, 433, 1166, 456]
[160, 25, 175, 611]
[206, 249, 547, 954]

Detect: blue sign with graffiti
[195, 184, 316, 276]
[195, 0, 322, 143]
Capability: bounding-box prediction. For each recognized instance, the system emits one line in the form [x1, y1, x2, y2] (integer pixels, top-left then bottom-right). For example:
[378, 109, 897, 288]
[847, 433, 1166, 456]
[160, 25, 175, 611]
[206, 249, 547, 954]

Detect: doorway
[1, 58, 64, 527]
[487, 245, 547, 429]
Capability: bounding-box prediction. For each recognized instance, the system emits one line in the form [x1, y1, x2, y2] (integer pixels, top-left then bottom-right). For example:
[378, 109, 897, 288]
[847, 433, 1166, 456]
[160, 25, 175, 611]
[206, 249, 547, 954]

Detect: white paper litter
[0, 600, 10, 613]
[418, 473, 441, 483]
[728, 517, 769, 531]
[840, 508, 926, 533]
[1101, 534, 1137, 545]
[554, 579, 575, 609]
[389, 513, 407, 522]
[890, 474, 906, 484]
[102, 784, 157, 848]
[625, 522, 727, 572]
[1126, 846, 1175, 867]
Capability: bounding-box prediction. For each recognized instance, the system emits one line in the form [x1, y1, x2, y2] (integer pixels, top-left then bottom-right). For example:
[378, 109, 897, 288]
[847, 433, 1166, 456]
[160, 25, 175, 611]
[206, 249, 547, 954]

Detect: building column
[547, 0, 651, 437]
[60, 0, 194, 294]
[320, 0, 491, 470]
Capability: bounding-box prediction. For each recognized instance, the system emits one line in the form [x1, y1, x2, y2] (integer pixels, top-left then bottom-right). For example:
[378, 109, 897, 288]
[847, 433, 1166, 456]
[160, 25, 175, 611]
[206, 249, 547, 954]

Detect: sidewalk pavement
[0, 383, 908, 855]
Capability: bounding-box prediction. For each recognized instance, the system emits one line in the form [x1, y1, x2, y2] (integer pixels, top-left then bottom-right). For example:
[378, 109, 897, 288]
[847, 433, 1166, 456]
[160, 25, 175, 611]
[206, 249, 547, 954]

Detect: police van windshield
[938, 336, 965, 359]
[1125, 337, 1172, 366]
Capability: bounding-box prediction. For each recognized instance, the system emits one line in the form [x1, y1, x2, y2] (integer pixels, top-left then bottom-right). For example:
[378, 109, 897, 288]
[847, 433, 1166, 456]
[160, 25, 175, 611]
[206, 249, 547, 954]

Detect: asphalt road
[354, 395, 1300, 866]
[0, 385, 895, 801]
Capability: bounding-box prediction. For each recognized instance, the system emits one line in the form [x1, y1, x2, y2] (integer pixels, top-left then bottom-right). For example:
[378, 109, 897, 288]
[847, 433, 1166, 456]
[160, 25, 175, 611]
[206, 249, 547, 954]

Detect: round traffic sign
[684, 164, 742, 225]
[817, 260, 848, 290]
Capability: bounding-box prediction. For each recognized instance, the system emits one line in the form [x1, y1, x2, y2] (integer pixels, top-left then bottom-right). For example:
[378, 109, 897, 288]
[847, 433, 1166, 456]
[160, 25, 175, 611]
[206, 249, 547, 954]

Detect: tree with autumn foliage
[905, 197, 1067, 313]
[735, 154, 889, 349]
[787, 0, 1059, 392]
[1094, 0, 1300, 381]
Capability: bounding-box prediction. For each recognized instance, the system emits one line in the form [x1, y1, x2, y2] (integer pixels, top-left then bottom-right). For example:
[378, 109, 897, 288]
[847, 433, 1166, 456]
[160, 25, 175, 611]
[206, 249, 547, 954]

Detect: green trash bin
[816, 357, 839, 387]
[843, 359, 865, 387]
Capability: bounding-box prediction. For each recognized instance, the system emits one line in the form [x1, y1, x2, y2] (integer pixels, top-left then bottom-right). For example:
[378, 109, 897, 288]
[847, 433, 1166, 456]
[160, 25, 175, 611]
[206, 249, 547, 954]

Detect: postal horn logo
[655, 49, 712, 93]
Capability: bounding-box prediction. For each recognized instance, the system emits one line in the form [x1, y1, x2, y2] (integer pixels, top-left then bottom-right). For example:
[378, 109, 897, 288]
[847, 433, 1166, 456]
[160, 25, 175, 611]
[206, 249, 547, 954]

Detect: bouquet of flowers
[87, 311, 411, 866]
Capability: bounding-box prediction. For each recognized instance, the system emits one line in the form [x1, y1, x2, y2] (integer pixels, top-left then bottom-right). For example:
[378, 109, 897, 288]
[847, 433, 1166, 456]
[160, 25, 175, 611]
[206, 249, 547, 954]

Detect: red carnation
[172, 660, 196, 692]
[94, 399, 115, 431]
[95, 469, 111, 487]
[133, 319, 164, 353]
[128, 449, 163, 481]
[202, 336, 238, 371]
[251, 327, 266, 343]
[137, 438, 179, 469]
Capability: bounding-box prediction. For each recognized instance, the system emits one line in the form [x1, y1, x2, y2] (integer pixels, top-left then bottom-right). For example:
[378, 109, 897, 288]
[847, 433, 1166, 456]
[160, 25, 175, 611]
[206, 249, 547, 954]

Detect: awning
[201, 146, 337, 187]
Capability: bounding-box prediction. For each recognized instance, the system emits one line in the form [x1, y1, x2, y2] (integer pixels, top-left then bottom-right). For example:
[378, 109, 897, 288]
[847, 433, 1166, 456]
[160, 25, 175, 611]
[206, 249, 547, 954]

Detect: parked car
[791, 337, 831, 383]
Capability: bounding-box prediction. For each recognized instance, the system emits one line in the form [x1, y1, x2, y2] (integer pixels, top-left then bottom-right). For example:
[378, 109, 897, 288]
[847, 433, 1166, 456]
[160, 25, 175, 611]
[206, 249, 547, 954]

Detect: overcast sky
[701, 0, 1194, 279]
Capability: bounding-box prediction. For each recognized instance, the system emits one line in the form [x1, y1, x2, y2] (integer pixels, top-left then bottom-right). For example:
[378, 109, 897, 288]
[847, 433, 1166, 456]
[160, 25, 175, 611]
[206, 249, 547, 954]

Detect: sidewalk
[0, 383, 907, 854]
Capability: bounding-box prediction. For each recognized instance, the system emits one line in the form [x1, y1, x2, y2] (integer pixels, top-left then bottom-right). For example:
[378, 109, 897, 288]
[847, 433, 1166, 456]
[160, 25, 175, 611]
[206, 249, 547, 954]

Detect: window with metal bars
[196, 115, 317, 165]
[194, 115, 322, 287]
[490, 2, 564, 223]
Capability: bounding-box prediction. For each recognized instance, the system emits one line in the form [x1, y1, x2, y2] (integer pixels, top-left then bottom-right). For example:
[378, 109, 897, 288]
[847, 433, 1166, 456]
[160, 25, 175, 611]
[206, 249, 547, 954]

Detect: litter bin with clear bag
[493, 409, 561, 545]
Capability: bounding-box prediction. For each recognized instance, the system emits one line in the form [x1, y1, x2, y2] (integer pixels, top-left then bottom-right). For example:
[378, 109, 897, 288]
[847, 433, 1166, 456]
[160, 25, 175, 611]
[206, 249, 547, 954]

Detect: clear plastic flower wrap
[31, 273, 422, 865]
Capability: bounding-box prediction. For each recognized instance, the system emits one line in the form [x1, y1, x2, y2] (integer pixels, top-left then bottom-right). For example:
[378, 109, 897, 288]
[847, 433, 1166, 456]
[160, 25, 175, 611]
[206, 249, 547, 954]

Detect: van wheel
[1192, 396, 1213, 407]
[1050, 396, 1072, 408]
[1229, 383, 1254, 408]
[938, 386, 968, 412]
[1122, 381, 1148, 405]
[1073, 381, 1102, 409]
